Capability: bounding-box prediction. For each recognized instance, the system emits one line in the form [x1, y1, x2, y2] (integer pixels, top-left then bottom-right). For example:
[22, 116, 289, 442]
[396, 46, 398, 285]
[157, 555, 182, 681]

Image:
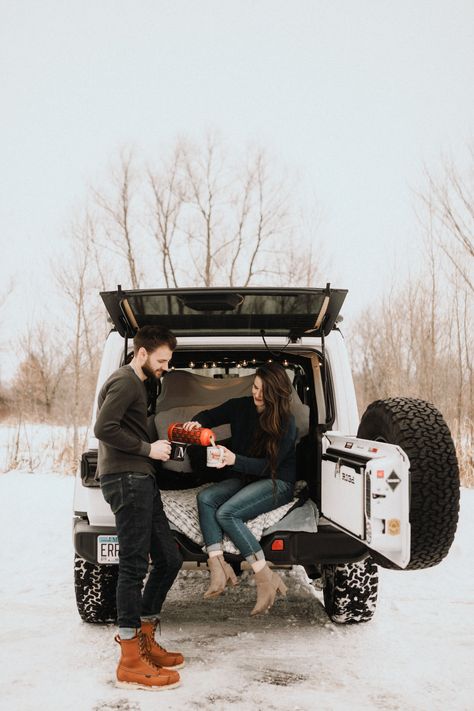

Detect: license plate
[97, 535, 119, 564]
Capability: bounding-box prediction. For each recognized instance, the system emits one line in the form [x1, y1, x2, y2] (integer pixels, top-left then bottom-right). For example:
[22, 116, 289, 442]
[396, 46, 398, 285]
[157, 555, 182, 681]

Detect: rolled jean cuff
[206, 542, 224, 553]
[245, 549, 265, 564]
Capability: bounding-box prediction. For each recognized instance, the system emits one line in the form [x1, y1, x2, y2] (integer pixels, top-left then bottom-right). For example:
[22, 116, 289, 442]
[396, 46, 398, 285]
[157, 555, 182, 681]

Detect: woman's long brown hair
[249, 362, 293, 483]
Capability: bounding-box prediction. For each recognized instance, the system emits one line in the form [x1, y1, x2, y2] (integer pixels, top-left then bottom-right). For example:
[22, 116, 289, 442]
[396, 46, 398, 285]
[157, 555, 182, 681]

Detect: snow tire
[357, 397, 460, 570]
[74, 554, 118, 623]
[322, 557, 378, 624]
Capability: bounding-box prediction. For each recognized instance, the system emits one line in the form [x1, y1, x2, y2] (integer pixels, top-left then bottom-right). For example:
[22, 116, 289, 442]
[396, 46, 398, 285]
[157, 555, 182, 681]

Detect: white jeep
[73, 286, 460, 625]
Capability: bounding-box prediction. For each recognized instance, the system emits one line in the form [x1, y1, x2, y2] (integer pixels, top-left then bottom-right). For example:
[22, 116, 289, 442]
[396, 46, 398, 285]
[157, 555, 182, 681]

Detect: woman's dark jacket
[194, 397, 296, 485]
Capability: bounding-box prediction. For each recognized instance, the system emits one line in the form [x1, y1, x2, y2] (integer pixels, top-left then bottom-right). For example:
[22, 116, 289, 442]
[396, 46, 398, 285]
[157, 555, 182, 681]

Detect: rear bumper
[73, 517, 368, 567]
[262, 528, 369, 566]
[74, 518, 117, 564]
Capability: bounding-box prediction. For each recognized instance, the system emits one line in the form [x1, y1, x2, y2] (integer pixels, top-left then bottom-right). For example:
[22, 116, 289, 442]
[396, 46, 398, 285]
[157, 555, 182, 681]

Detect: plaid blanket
[161, 482, 305, 554]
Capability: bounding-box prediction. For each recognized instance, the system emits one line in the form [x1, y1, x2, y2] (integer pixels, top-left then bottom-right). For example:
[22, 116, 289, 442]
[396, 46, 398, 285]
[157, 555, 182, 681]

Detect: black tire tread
[322, 557, 378, 624]
[74, 554, 118, 623]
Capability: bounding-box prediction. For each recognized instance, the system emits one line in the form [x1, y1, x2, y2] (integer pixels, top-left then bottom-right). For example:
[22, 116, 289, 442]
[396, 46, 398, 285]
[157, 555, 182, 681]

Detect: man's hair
[133, 325, 177, 354]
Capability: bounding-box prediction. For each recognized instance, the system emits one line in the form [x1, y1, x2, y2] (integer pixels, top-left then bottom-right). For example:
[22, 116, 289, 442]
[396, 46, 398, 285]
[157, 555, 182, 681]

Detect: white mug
[207, 445, 225, 468]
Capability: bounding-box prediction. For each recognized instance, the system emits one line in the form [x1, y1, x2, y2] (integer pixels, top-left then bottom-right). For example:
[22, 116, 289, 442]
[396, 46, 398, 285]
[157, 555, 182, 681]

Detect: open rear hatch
[100, 286, 348, 339]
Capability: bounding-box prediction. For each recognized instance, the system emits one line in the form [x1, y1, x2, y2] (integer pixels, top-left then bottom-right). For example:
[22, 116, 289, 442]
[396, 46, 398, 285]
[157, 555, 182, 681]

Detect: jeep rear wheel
[357, 397, 460, 570]
[74, 554, 118, 623]
[322, 557, 378, 624]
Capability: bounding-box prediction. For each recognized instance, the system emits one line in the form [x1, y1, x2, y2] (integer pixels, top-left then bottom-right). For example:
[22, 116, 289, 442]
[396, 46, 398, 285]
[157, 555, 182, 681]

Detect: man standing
[94, 325, 184, 691]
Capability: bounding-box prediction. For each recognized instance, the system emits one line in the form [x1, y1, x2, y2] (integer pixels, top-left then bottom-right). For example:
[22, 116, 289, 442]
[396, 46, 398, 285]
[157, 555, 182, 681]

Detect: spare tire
[357, 397, 459, 570]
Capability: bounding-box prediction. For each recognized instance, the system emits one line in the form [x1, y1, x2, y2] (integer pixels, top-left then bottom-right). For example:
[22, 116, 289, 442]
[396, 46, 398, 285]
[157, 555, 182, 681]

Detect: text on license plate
[97, 535, 119, 564]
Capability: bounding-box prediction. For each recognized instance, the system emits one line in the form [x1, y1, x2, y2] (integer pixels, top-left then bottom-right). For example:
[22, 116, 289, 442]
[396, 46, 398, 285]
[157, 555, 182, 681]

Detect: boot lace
[149, 620, 168, 653]
[138, 631, 164, 671]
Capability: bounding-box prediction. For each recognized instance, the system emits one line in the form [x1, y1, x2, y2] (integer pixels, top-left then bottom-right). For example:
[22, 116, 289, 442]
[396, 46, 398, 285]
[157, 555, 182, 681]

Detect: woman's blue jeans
[100, 472, 182, 629]
[197, 477, 294, 561]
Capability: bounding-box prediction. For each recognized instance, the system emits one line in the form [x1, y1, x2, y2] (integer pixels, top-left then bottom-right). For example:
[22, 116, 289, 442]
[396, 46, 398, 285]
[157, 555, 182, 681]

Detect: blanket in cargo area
[160, 481, 311, 555]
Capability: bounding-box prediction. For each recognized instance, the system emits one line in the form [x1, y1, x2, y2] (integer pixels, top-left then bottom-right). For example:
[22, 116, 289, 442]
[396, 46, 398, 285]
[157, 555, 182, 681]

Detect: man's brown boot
[204, 554, 238, 598]
[250, 564, 288, 616]
[115, 632, 181, 691]
[141, 620, 185, 670]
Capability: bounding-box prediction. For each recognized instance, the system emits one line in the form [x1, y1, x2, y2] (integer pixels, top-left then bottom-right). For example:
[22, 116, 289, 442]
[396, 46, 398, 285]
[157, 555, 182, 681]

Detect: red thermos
[167, 423, 215, 446]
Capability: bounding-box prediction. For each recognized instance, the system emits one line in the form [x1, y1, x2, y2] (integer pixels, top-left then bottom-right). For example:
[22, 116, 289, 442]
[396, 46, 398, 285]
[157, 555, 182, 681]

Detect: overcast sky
[1, 0, 473, 378]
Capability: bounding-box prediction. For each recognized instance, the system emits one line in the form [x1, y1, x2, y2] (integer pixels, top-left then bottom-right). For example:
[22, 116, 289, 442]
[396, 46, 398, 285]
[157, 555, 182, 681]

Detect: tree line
[0, 136, 326, 465]
[351, 148, 473, 485]
[0, 136, 472, 484]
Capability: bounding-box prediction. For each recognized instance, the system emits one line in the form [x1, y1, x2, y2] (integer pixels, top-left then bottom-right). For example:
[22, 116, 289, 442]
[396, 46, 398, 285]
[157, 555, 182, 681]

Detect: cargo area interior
[77, 347, 369, 571]
[142, 349, 317, 494]
[145, 348, 366, 569]
[140, 348, 319, 565]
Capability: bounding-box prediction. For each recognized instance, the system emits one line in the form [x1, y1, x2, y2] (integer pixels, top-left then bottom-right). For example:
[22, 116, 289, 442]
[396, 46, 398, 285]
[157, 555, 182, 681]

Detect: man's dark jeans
[100, 472, 182, 629]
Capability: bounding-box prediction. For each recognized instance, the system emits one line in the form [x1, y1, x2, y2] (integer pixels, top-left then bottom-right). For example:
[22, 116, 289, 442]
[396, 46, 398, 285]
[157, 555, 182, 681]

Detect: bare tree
[0, 280, 14, 413]
[81, 137, 327, 292]
[146, 144, 184, 288]
[93, 148, 142, 289]
[174, 137, 299, 287]
[419, 147, 474, 293]
[232, 149, 291, 287]
[13, 323, 67, 421]
[54, 212, 105, 462]
[41, 134, 325, 439]
[0, 280, 13, 312]
[271, 203, 328, 288]
[414, 148, 473, 483]
[179, 134, 227, 286]
[350, 254, 472, 484]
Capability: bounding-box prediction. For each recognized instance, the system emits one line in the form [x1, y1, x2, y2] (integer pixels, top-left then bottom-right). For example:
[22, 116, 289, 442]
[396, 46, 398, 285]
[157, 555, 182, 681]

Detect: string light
[184, 357, 296, 371]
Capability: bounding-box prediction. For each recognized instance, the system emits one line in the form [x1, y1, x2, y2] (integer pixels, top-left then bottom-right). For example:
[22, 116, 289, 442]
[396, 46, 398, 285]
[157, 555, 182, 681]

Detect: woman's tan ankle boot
[250, 564, 288, 616]
[204, 555, 238, 598]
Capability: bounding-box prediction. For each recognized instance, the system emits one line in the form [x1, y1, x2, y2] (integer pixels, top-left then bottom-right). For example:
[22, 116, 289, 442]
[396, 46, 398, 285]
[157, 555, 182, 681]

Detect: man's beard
[142, 357, 161, 380]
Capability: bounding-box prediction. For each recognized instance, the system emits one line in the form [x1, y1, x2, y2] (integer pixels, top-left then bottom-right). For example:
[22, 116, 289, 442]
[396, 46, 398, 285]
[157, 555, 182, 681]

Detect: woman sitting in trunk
[182, 362, 296, 616]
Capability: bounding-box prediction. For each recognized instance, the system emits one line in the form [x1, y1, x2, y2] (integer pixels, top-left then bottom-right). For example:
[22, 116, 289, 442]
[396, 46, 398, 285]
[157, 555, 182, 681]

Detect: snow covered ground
[0, 423, 88, 475]
[0, 470, 472, 711]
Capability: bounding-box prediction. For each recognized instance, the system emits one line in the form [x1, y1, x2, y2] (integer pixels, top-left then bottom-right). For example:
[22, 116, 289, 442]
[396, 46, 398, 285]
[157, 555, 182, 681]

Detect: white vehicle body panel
[322, 335, 359, 434]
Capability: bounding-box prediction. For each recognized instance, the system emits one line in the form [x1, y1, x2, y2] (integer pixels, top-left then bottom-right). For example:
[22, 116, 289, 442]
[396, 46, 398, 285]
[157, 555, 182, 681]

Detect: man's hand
[149, 440, 171, 461]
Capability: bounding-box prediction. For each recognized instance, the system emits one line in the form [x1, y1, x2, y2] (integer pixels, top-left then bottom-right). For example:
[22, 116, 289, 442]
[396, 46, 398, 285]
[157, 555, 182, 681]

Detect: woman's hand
[215, 445, 236, 468]
[182, 421, 201, 431]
